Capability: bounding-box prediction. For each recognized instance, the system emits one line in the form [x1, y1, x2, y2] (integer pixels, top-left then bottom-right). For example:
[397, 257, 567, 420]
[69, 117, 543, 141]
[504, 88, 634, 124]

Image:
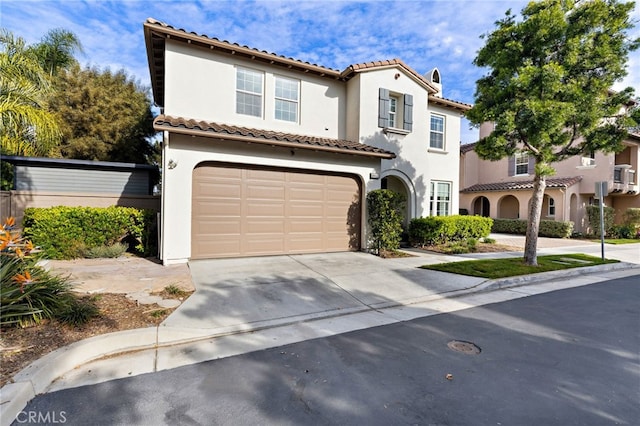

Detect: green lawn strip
[421, 254, 619, 279]
[603, 239, 640, 245]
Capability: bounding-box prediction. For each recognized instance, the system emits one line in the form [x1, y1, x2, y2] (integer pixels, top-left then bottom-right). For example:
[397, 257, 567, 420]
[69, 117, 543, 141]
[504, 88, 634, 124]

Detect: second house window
[430, 114, 445, 149]
[274, 76, 299, 122]
[236, 67, 263, 117]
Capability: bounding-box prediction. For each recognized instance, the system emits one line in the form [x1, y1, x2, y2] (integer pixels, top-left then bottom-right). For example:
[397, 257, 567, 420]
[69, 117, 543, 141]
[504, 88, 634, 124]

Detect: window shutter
[378, 88, 390, 128]
[403, 94, 413, 131]
[508, 156, 515, 176]
[528, 155, 535, 174]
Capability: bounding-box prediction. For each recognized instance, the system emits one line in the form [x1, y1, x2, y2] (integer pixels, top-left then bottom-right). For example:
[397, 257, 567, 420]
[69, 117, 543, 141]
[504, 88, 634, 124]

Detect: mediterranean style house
[459, 122, 640, 233]
[143, 19, 471, 264]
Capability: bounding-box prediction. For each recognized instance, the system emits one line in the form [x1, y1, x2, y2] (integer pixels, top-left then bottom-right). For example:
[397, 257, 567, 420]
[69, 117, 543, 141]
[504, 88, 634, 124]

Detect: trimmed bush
[22, 206, 156, 259]
[491, 218, 574, 238]
[408, 215, 493, 246]
[84, 242, 128, 259]
[367, 189, 406, 254]
[586, 205, 615, 237]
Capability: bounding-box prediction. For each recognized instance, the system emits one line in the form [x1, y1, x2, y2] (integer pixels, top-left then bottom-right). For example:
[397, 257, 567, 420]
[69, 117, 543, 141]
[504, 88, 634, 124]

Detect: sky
[2, 0, 639, 144]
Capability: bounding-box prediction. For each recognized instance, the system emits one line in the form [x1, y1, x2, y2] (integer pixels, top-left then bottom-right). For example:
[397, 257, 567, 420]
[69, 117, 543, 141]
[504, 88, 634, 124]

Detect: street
[15, 275, 640, 426]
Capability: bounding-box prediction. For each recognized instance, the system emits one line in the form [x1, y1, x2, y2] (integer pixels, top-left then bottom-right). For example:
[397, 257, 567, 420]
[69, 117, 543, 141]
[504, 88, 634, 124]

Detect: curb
[2, 262, 638, 426]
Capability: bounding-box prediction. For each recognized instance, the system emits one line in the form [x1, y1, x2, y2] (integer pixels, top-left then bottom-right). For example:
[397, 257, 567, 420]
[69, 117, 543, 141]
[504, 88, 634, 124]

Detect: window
[388, 96, 399, 128]
[515, 152, 529, 175]
[581, 151, 595, 166]
[430, 114, 445, 149]
[274, 76, 299, 122]
[378, 88, 413, 132]
[548, 197, 555, 216]
[430, 181, 451, 216]
[236, 67, 263, 117]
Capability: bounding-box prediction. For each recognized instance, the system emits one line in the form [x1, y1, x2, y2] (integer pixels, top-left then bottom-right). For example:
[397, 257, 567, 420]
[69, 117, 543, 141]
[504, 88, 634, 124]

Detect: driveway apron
[160, 251, 485, 334]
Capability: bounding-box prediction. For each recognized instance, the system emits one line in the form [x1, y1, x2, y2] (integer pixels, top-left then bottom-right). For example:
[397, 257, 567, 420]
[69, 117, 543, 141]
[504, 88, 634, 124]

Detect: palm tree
[32, 28, 83, 77]
[0, 30, 60, 156]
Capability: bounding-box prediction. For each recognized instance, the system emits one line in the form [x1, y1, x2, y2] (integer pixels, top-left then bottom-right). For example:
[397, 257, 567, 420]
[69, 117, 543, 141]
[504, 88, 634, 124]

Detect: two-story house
[460, 122, 640, 233]
[144, 19, 470, 264]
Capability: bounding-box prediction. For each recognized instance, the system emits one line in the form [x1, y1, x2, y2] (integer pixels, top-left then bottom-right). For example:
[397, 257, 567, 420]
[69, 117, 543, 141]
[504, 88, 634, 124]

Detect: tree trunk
[524, 173, 547, 266]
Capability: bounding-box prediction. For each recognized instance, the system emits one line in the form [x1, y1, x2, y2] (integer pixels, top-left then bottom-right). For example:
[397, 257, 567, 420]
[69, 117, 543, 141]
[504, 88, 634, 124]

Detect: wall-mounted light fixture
[167, 159, 178, 169]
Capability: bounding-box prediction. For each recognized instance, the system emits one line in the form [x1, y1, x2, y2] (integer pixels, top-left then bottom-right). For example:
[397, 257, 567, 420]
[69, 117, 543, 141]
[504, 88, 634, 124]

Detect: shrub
[623, 208, 640, 238]
[586, 205, 615, 237]
[22, 206, 156, 259]
[57, 299, 99, 327]
[0, 217, 78, 327]
[408, 215, 493, 246]
[84, 242, 128, 259]
[610, 224, 635, 239]
[482, 237, 496, 244]
[367, 189, 406, 254]
[491, 218, 573, 238]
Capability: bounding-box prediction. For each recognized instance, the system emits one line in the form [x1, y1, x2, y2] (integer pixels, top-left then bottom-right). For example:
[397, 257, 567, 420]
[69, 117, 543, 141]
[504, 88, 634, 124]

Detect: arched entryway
[498, 195, 520, 219]
[381, 174, 410, 227]
[473, 196, 490, 217]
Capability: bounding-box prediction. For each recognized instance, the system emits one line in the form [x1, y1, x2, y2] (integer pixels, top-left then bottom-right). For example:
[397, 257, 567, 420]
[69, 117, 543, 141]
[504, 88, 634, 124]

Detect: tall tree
[49, 64, 157, 164]
[466, 0, 639, 266]
[32, 28, 83, 77]
[0, 30, 60, 157]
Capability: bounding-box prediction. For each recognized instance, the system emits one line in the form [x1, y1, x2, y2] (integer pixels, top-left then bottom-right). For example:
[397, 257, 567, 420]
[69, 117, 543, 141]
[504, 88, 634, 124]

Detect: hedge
[22, 206, 156, 259]
[491, 218, 574, 238]
[408, 215, 493, 246]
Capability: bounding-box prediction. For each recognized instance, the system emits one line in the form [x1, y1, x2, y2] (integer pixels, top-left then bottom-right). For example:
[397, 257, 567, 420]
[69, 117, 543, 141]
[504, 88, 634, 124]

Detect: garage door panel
[192, 164, 361, 259]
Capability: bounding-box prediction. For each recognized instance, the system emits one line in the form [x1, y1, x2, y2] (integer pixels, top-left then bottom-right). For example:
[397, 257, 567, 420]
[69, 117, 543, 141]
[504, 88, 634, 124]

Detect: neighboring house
[0, 155, 160, 226]
[459, 122, 640, 233]
[143, 18, 471, 264]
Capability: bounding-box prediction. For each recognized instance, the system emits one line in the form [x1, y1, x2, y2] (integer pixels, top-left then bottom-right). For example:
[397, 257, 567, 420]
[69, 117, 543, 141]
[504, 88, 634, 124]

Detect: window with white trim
[430, 181, 451, 216]
[548, 197, 556, 216]
[515, 152, 529, 175]
[430, 114, 445, 149]
[581, 151, 595, 166]
[236, 67, 263, 117]
[378, 88, 413, 133]
[274, 76, 299, 122]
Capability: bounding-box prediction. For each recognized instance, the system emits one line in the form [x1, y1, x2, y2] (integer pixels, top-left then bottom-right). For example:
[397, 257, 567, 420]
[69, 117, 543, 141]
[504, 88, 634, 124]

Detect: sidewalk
[2, 240, 639, 426]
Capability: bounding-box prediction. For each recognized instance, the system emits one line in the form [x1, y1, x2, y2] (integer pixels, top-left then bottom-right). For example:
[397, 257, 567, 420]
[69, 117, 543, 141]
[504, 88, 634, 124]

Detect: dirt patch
[0, 291, 191, 388]
[418, 242, 522, 254]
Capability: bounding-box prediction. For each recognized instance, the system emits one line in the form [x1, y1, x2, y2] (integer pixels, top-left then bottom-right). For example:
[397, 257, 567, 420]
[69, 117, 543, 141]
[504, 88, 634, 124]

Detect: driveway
[159, 251, 486, 340]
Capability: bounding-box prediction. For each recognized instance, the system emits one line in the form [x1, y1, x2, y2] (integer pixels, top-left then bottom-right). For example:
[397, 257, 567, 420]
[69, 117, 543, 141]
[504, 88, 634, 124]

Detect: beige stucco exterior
[460, 129, 640, 233]
[146, 19, 469, 264]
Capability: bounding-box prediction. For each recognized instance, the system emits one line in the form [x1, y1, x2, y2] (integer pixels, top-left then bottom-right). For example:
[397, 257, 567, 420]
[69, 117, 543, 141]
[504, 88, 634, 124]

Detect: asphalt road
[15, 275, 640, 426]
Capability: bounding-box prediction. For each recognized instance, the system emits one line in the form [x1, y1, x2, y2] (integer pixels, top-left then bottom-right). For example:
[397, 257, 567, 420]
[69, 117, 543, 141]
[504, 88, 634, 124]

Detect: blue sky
[2, 0, 639, 143]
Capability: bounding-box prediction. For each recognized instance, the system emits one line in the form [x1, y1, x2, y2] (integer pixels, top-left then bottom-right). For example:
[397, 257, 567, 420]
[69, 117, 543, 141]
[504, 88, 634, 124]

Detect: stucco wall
[164, 40, 346, 140]
[349, 68, 462, 217]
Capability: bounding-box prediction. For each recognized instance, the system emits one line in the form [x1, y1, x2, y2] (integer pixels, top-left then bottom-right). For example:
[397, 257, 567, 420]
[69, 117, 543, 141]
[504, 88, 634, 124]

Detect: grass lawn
[603, 239, 640, 245]
[421, 253, 619, 279]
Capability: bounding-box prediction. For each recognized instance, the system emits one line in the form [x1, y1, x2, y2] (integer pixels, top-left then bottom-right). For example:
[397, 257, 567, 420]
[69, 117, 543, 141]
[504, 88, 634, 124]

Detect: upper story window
[511, 151, 529, 175]
[388, 95, 399, 128]
[429, 114, 445, 149]
[236, 67, 263, 117]
[581, 151, 596, 166]
[378, 88, 413, 133]
[274, 76, 299, 122]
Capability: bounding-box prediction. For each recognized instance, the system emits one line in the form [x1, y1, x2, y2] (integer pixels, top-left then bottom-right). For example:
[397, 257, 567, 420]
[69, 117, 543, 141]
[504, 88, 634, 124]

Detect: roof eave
[153, 122, 396, 160]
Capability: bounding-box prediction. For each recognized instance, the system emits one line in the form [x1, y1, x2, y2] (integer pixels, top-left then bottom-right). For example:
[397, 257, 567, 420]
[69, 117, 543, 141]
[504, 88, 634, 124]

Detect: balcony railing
[612, 165, 638, 194]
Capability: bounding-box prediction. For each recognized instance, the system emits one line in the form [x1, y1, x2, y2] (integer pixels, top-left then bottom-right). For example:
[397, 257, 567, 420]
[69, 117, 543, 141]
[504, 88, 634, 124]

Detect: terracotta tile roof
[460, 142, 477, 154]
[144, 18, 472, 110]
[429, 96, 473, 112]
[153, 115, 396, 159]
[341, 59, 438, 93]
[461, 176, 583, 193]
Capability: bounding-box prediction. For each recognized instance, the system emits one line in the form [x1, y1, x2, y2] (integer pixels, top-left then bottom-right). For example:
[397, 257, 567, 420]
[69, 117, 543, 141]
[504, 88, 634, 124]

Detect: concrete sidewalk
[2, 241, 639, 426]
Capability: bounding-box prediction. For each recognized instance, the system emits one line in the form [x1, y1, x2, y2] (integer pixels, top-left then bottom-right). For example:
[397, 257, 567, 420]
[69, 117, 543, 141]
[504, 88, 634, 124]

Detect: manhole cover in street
[447, 340, 481, 355]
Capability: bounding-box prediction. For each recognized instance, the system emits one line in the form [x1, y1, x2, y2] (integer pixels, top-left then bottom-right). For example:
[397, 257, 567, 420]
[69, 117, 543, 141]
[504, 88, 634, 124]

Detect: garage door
[191, 163, 361, 259]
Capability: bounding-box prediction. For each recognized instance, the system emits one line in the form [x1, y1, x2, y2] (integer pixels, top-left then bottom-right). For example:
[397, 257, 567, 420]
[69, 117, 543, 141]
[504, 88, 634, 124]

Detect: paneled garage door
[191, 163, 361, 259]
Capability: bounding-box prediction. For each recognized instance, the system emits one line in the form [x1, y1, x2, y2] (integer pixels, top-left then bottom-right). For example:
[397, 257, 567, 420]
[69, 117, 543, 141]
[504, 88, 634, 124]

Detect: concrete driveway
[159, 251, 486, 341]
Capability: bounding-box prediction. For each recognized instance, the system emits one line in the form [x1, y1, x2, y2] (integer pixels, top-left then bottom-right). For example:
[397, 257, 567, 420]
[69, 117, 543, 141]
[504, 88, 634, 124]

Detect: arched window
[431, 68, 441, 84]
